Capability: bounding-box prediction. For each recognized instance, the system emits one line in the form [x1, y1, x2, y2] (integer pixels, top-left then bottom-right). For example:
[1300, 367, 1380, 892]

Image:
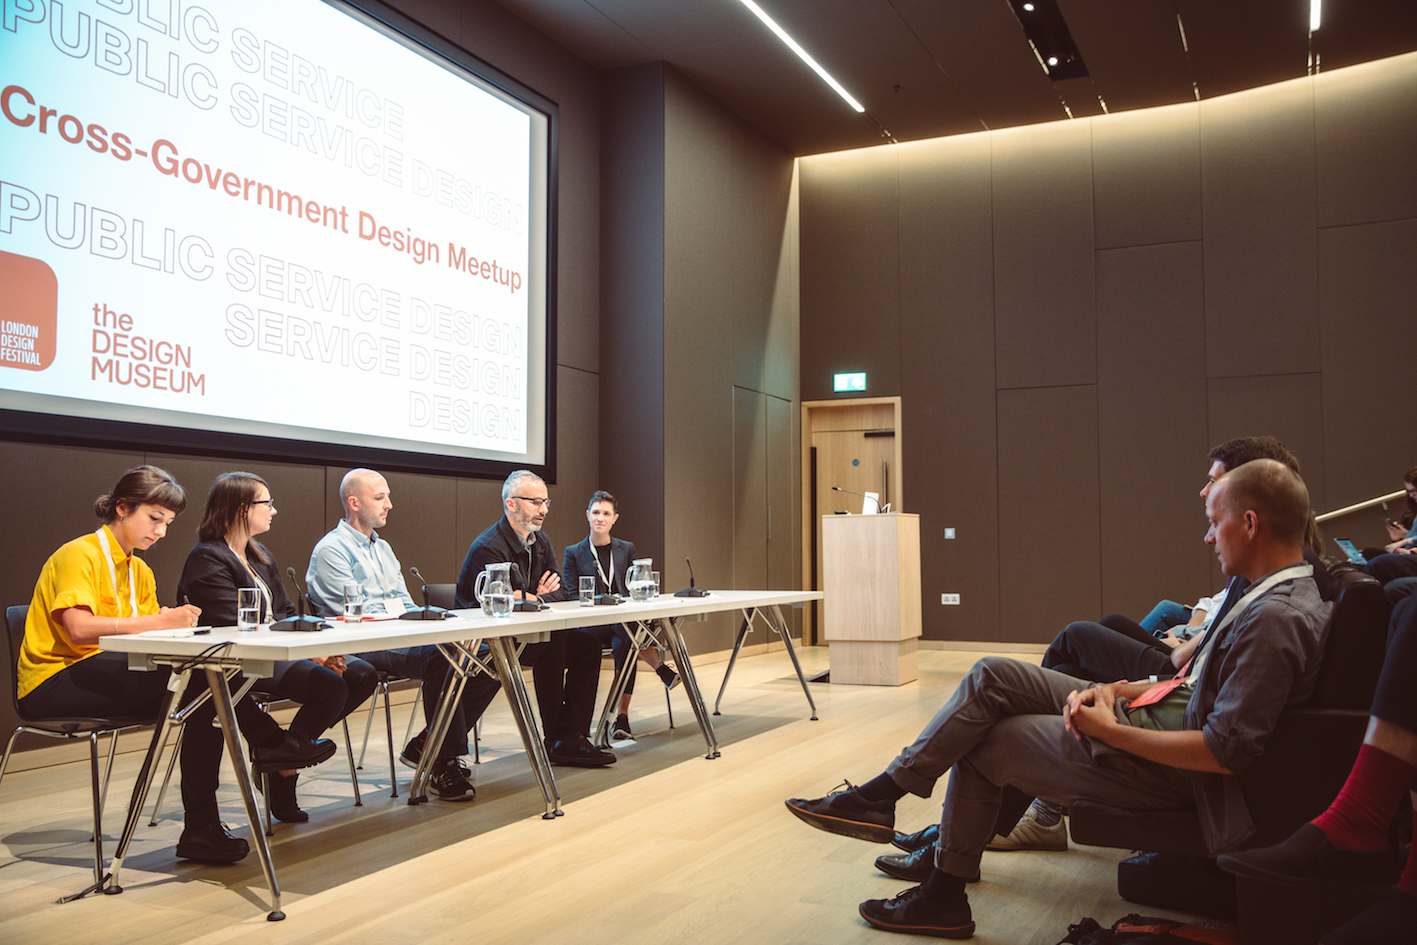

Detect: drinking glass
[580, 575, 595, 606]
[237, 587, 260, 630]
[342, 582, 364, 621]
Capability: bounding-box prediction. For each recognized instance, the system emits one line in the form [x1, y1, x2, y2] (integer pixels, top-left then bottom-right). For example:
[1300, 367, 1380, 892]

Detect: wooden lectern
[821, 512, 921, 686]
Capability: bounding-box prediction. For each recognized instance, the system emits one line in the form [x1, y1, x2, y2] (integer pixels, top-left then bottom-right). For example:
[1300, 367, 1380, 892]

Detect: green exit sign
[834, 372, 866, 392]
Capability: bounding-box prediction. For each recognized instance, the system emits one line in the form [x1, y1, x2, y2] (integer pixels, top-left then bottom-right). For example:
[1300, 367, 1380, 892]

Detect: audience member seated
[307, 468, 500, 802]
[455, 470, 613, 768]
[562, 490, 679, 741]
[17, 466, 333, 864]
[177, 471, 378, 822]
[1363, 465, 1417, 589]
[783, 459, 1331, 940]
[1219, 593, 1417, 944]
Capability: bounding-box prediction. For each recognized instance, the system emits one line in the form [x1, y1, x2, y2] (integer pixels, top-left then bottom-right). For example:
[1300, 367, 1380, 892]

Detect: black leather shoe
[176, 822, 249, 863]
[1217, 824, 1398, 887]
[252, 730, 337, 773]
[784, 781, 895, 843]
[1320, 889, 1417, 945]
[548, 735, 616, 767]
[876, 846, 980, 884]
[858, 885, 975, 939]
[258, 772, 308, 823]
[893, 822, 940, 853]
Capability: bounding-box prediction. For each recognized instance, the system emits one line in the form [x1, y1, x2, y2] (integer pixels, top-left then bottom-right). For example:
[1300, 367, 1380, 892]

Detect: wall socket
[941, 593, 961, 605]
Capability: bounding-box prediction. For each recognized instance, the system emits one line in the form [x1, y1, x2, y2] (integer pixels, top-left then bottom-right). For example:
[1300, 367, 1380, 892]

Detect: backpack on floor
[1056, 914, 1238, 945]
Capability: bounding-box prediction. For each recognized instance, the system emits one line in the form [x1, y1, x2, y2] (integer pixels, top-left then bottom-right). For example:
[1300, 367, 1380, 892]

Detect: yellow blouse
[17, 526, 159, 699]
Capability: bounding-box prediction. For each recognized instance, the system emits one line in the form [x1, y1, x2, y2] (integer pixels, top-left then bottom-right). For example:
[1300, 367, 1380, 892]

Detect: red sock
[1312, 744, 1417, 852]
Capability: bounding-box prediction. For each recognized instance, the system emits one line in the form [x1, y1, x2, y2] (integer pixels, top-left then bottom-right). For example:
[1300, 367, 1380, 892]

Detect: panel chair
[0, 605, 155, 903]
[592, 620, 676, 748]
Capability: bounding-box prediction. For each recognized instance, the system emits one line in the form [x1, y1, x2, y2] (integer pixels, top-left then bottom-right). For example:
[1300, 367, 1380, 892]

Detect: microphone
[507, 562, 544, 611]
[831, 485, 882, 513]
[401, 565, 449, 620]
[272, 567, 330, 632]
[674, 555, 709, 597]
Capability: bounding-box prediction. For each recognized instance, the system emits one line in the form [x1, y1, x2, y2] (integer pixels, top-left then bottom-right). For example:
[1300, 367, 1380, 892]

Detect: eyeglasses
[512, 496, 551, 509]
[251, 499, 276, 509]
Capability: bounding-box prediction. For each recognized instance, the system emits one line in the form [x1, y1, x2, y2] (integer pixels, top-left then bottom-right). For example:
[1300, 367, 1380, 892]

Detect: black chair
[0, 604, 154, 903]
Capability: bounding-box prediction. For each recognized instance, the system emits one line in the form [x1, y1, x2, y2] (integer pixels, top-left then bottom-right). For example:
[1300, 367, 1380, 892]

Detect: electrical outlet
[941, 593, 961, 605]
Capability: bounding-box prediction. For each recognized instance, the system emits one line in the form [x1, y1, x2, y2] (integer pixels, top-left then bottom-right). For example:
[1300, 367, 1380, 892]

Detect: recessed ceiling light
[1047, 56, 1059, 66]
[1023, 2, 1035, 10]
[736, 0, 864, 113]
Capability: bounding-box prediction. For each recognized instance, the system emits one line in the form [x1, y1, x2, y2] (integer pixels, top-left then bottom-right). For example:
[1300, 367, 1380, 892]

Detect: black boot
[266, 772, 308, 823]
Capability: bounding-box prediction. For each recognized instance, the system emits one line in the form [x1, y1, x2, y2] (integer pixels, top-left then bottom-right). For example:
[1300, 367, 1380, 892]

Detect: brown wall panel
[997, 386, 1101, 643]
[799, 148, 902, 402]
[897, 133, 1001, 642]
[1200, 80, 1321, 379]
[733, 388, 768, 590]
[1092, 103, 1203, 250]
[1316, 53, 1417, 229]
[1318, 219, 1417, 511]
[1095, 244, 1213, 620]
[992, 120, 1097, 390]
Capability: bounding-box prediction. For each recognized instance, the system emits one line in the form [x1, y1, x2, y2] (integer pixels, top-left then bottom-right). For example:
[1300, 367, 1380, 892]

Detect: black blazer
[176, 541, 296, 626]
[562, 536, 638, 597]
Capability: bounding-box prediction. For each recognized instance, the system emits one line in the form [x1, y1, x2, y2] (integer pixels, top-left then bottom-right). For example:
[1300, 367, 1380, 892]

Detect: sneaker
[1216, 823, 1397, 887]
[858, 885, 975, 939]
[612, 714, 634, 741]
[400, 730, 428, 769]
[548, 734, 616, 767]
[985, 805, 1067, 852]
[784, 781, 895, 843]
[176, 821, 249, 863]
[429, 759, 476, 802]
[656, 664, 681, 690]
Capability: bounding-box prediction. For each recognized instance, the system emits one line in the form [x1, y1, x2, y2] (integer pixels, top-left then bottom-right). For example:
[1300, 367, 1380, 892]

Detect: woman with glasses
[177, 472, 378, 823]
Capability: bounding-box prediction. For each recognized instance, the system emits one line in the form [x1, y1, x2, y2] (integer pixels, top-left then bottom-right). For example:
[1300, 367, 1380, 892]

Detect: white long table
[97, 588, 821, 919]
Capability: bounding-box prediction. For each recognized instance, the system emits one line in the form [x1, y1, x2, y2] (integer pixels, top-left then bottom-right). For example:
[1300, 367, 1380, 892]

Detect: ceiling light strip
[736, 0, 865, 112]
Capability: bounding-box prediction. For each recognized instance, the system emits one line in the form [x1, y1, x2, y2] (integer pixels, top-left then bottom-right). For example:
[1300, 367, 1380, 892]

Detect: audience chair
[1, 605, 154, 903]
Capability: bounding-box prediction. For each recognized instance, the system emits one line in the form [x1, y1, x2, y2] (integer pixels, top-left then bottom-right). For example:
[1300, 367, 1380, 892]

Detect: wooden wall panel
[1318, 218, 1417, 513]
[798, 148, 902, 402]
[992, 120, 1096, 390]
[1315, 51, 1417, 228]
[1200, 80, 1320, 379]
[1095, 244, 1213, 620]
[1092, 102, 1202, 250]
[898, 133, 1001, 642]
[997, 386, 1101, 643]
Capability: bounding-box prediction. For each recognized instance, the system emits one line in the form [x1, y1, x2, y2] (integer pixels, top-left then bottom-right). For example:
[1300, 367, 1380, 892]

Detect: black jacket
[455, 517, 571, 607]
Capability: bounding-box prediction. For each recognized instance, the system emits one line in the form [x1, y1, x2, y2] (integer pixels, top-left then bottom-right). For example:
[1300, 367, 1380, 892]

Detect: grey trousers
[884, 657, 1193, 879]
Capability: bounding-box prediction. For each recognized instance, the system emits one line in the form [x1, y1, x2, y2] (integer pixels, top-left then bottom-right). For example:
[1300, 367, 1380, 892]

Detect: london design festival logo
[0, 251, 57, 372]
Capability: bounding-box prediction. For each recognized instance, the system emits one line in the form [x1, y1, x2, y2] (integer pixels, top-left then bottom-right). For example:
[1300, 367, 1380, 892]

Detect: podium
[821, 512, 921, 686]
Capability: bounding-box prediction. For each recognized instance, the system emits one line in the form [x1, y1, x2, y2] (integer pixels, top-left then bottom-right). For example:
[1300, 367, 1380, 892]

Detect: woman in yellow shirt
[18, 466, 335, 863]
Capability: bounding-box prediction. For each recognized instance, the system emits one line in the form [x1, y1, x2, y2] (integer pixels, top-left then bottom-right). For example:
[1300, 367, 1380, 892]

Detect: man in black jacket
[455, 470, 614, 767]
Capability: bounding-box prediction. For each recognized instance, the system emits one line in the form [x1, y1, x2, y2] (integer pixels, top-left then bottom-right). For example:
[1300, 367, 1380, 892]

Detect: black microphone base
[271, 615, 330, 632]
[674, 588, 709, 598]
[400, 606, 449, 620]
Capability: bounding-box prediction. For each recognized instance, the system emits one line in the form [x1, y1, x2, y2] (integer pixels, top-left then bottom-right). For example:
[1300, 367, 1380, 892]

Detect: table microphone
[674, 556, 709, 597]
[831, 485, 883, 513]
[402, 566, 449, 620]
[272, 568, 330, 631]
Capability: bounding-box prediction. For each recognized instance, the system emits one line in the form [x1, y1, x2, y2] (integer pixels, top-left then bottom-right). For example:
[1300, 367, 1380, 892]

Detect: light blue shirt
[306, 519, 416, 617]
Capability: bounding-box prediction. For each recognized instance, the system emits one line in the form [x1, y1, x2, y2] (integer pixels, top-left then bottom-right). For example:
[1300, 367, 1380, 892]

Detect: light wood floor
[0, 646, 1202, 943]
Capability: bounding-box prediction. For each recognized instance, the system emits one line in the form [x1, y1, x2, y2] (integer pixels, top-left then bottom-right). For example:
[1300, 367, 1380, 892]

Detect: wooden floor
[0, 646, 1203, 943]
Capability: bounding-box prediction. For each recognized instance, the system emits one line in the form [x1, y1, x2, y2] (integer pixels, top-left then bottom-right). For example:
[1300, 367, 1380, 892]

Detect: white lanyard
[245, 560, 274, 622]
[95, 526, 138, 619]
[591, 540, 615, 592]
[1184, 562, 1311, 683]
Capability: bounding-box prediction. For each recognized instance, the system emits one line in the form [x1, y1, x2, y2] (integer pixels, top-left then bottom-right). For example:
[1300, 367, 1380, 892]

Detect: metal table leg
[486, 636, 562, 818]
[713, 611, 755, 716]
[656, 617, 719, 759]
[205, 667, 283, 921]
[107, 668, 191, 895]
[407, 642, 476, 804]
[767, 605, 818, 720]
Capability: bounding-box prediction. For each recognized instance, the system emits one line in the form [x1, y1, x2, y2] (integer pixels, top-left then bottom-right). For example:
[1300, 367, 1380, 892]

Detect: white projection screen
[0, 0, 556, 478]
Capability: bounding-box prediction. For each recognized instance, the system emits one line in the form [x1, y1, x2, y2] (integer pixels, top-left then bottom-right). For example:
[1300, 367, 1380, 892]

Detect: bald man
[307, 469, 500, 802]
